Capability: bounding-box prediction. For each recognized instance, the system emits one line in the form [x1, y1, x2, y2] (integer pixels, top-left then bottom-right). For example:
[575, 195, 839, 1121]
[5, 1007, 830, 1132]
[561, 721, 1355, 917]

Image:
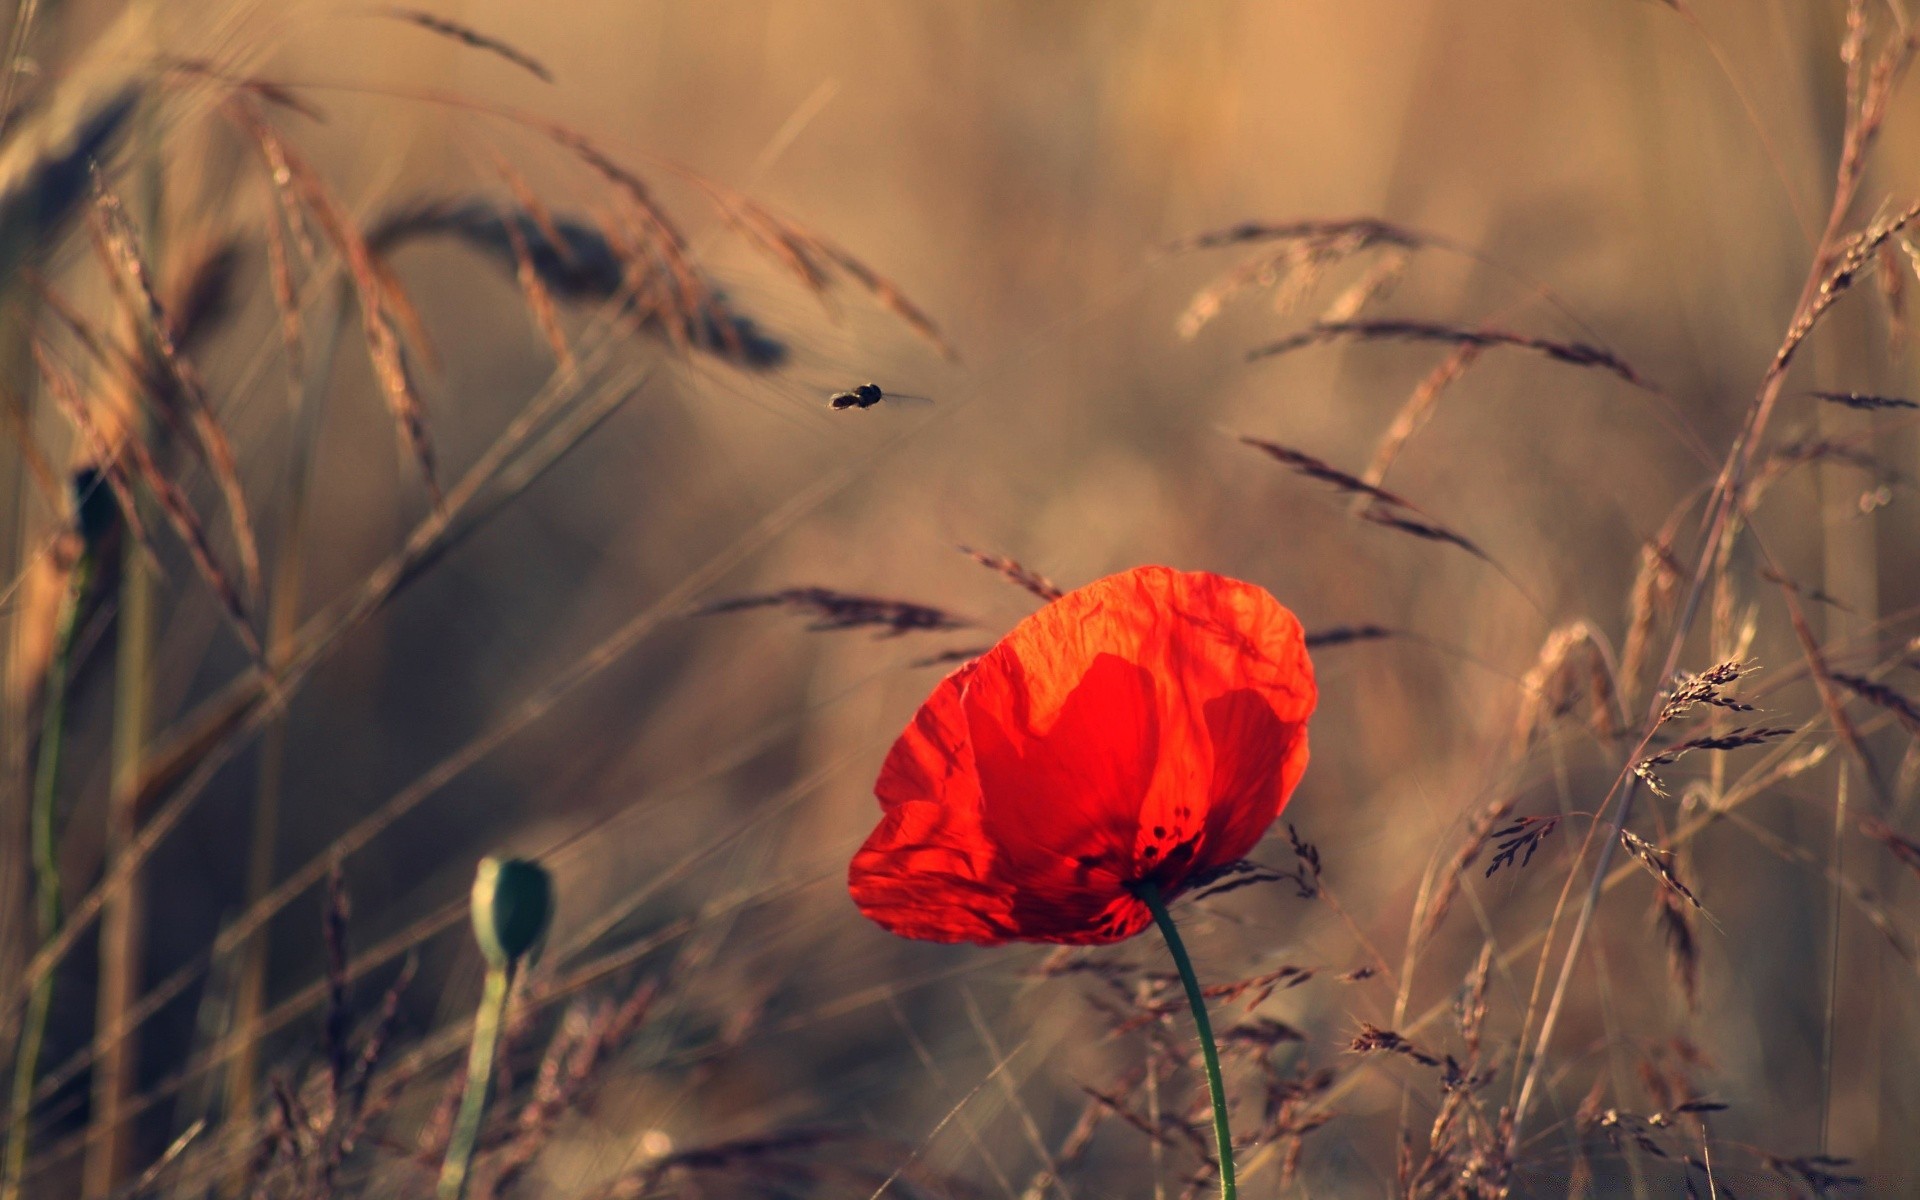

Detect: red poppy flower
[849, 565, 1316, 945]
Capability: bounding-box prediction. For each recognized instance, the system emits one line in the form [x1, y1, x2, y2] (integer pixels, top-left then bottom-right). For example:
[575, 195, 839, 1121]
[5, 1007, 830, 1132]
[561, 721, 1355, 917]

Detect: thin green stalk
[438, 963, 513, 1200]
[1135, 882, 1234, 1200]
[2, 551, 90, 1200]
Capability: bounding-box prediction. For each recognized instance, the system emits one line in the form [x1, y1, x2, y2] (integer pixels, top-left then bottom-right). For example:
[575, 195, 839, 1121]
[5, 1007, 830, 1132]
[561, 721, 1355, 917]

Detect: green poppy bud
[70, 467, 119, 552]
[470, 856, 552, 969]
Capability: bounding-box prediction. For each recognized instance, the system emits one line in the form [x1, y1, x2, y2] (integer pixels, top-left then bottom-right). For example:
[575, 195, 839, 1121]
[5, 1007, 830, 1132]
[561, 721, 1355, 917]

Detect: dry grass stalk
[1170, 216, 1436, 254]
[909, 645, 988, 669]
[1811, 389, 1917, 410]
[490, 155, 568, 258]
[1514, 621, 1622, 746]
[1321, 248, 1410, 323]
[1861, 817, 1920, 882]
[1633, 727, 1793, 796]
[1303, 623, 1393, 649]
[1656, 660, 1754, 723]
[1763, 1153, 1866, 1196]
[86, 174, 260, 596]
[693, 587, 969, 637]
[32, 341, 259, 658]
[1483, 816, 1559, 878]
[1778, 198, 1920, 374]
[1248, 319, 1656, 390]
[1621, 523, 1685, 705]
[381, 8, 554, 83]
[368, 197, 786, 368]
[228, 100, 442, 502]
[1350, 1023, 1441, 1068]
[1617, 830, 1702, 909]
[709, 191, 958, 358]
[1173, 221, 1424, 339]
[1878, 239, 1907, 351]
[1829, 671, 1920, 736]
[1655, 880, 1700, 1011]
[1361, 342, 1482, 492]
[261, 195, 305, 389]
[1238, 434, 1492, 562]
[1775, 580, 1891, 807]
[499, 202, 573, 371]
[525, 121, 726, 355]
[166, 59, 331, 124]
[958, 544, 1063, 602]
[488, 981, 658, 1193]
[0, 42, 140, 285]
[1412, 796, 1514, 947]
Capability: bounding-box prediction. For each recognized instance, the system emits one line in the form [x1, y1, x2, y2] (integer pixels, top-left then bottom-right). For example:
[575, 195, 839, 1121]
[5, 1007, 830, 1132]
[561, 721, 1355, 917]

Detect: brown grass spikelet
[1169, 215, 1436, 254]
[711, 193, 959, 358]
[1762, 1153, 1866, 1195]
[1878, 238, 1908, 350]
[1862, 818, 1920, 883]
[1354, 506, 1491, 561]
[1483, 816, 1559, 878]
[499, 201, 573, 371]
[1621, 525, 1685, 705]
[1457, 942, 1493, 1058]
[1200, 964, 1314, 1007]
[34, 341, 259, 657]
[958, 544, 1063, 602]
[1413, 795, 1513, 946]
[1174, 221, 1421, 339]
[368, 197, 787, 367]
[1247, 320, 1657, 391]
[260, 195, 304, 386]
[1513, 620, 1622, 746]
[1657, 660, 1755, 722]
[1362, 341, 1482, 493]
[1777, 198, 1920, 374]
[1812, 389, 1918, 410]
[228, 100, 442, 502]
[87, 171, 261, 596]
[1350, 1023, 1442, 1067]
[0, 18, 141, 285]
[1238, 434, 1495, 564]
[1304, 623, 1394, 650]
[1655, 881, 1701, 1010]
[1830, 671, 1920, 736]
[1634, 727, 1793, 795]
[909, 645, 990, 669]
[693, 587, 969, 637]
[1238, 434, 1419, 509]
[381, 7, 554, 82]
[1320, 248, 1411, 323]
[1618, 829, 1702, 909]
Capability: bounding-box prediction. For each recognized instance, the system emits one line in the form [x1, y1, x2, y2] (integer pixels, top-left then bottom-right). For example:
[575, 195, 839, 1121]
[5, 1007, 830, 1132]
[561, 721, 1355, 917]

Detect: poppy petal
[850, 565, 1316, 945]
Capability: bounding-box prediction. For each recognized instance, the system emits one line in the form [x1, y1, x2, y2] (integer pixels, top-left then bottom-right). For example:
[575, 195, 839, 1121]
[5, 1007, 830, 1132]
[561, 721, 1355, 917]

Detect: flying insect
[829, 383, 930, 410]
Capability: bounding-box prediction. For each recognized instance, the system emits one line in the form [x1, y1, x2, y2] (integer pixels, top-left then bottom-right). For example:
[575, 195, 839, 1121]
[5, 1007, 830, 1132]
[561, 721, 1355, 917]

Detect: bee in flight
[829, 383, 930, 410]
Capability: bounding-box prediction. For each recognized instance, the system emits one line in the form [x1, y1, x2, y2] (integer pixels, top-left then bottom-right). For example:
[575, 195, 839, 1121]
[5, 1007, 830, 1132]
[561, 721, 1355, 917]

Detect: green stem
[1136, 881, 1235, 1200]
[3, 552, 90, 1200]
[438, 963, 513, 1200]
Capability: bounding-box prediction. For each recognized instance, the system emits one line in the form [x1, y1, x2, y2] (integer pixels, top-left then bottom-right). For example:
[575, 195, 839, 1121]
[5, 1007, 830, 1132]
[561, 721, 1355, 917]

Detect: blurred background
[3, 0, 1919, 1195]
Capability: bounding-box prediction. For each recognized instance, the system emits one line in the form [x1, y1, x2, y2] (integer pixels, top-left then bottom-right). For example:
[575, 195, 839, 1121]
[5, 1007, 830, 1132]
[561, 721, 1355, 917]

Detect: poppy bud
[70, 467, 118, 552]
[470, 856, 552, 969]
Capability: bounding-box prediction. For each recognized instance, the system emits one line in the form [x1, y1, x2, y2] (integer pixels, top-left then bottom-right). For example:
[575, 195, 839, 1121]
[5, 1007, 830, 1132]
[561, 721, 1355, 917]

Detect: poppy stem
[1135, 881, 1235, 1200]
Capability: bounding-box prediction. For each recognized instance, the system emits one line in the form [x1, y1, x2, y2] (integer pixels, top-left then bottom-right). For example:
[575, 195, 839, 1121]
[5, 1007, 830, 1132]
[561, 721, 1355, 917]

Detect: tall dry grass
[0, 0, 1917, 1197]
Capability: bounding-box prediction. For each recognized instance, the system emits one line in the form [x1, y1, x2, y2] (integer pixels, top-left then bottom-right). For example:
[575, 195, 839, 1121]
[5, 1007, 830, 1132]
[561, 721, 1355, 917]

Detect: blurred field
[1, 0, 1919, 1196]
